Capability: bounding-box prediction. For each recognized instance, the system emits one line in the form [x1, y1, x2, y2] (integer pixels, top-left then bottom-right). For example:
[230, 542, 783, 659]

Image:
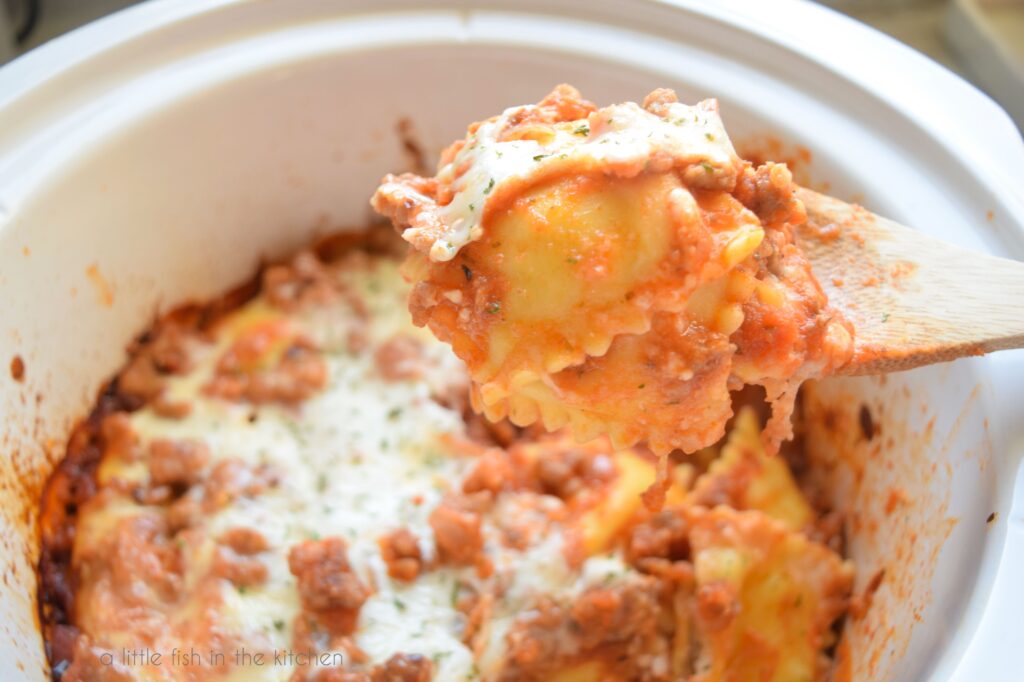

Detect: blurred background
[1, 0, 1021, 127]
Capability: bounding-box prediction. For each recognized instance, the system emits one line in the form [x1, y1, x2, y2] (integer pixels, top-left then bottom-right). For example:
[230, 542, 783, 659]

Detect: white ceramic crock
[1, 1, 1022, 680]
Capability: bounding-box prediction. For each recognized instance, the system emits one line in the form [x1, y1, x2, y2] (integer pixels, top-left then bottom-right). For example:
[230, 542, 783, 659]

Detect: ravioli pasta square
[374, 85, 853, 457]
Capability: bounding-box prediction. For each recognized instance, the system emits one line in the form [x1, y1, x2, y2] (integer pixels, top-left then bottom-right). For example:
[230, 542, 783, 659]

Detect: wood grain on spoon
[796, 188, 1024, 375]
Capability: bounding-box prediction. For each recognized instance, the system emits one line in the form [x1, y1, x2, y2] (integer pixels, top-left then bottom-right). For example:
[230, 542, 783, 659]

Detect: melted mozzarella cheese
[107, 255, 614, 681]
[126, 259, 476, 680]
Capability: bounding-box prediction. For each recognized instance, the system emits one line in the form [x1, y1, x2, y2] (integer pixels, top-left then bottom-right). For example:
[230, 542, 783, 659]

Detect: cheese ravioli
[373, 86, 853, 457]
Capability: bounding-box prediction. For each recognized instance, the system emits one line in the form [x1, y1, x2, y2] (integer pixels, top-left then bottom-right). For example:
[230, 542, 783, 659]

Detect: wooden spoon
[796, 188, 1024, 375]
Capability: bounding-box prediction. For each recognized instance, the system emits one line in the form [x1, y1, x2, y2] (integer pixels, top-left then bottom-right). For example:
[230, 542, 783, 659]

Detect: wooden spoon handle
[796, 188, 1024, 375]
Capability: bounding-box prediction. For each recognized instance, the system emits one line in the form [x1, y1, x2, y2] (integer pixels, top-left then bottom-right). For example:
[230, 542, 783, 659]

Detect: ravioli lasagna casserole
[40, 88, 858, 682]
